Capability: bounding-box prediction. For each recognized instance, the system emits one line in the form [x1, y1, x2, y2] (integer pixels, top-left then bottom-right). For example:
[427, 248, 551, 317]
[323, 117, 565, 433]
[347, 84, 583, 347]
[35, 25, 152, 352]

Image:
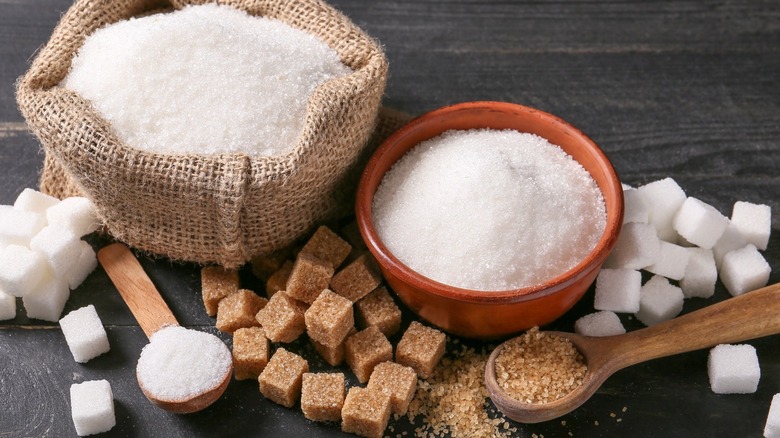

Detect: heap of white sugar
[372, 129, 606, 291]
[136, 326, 231, 401]
[62, 4, 351, 156]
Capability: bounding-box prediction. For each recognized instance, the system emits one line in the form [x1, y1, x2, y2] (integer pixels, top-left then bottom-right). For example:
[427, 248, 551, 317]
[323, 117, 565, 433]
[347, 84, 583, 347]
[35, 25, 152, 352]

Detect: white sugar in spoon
[98, 243, 232, 414]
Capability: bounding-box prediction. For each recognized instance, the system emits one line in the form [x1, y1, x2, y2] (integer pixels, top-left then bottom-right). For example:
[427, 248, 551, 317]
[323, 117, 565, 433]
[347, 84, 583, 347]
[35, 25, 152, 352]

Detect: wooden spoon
[98, 243, 232, 414]
[485, 281, 780, 424]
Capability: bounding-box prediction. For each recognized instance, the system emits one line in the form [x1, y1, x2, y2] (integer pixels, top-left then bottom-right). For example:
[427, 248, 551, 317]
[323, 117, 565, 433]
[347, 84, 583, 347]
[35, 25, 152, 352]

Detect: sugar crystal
[372, 129, 606, 291]
[136, 326, 231, 402]
[62, 4, 350, 157]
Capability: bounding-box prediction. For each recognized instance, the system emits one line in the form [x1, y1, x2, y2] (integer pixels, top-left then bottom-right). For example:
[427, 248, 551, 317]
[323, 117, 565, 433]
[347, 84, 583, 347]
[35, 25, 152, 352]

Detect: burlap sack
[17, 0, 390, 269]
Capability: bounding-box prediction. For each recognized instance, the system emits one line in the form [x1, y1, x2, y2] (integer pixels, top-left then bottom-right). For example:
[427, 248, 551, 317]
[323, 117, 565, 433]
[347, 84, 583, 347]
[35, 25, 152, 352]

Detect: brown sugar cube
[232, 327, 270, 380]
[265, 260, 294, 298]
[330, 254, 382, 302]
[216, 289, 267, 334]
[299, 225, 352, 269]
[345, 326, 393, 383]
[305, 289, 354, 348]
[366, 361, 417, 415]
[311, 327, 356, 366]
[341, 387, 392, 438]
[251, 248, 293, 282]
[301, 372, 346, 422]
[395, 321, 446, 379]
[354, 286, 402, 337]
[259, 348, 309, 408]
[201, 266, 239, 316]
[286, 253, 334, 304]
[255, 291, 306, 343]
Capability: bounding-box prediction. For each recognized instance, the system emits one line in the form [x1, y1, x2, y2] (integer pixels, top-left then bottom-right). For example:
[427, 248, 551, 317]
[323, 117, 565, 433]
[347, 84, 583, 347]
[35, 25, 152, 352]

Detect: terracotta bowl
[355, 101, 624, 339]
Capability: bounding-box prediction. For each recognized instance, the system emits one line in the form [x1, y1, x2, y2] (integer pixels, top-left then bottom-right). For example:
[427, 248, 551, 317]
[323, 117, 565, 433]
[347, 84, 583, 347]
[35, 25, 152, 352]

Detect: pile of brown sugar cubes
[201, 225, 447, 438]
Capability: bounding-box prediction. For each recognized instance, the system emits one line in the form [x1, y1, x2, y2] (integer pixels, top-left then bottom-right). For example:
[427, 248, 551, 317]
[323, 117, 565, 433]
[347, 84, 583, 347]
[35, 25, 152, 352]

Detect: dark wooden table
[2, 1, 779, 437]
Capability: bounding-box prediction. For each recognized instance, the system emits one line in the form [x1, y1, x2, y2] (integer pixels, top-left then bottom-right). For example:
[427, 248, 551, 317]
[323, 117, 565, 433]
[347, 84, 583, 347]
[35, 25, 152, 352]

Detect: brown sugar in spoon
[98, 243, 232, 414]
[485, 282, 780, 424]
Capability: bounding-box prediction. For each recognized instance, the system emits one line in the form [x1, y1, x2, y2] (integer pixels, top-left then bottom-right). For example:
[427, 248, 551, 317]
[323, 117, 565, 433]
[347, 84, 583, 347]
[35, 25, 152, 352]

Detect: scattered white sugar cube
[14, 188, 60, 215]
[603, 222, 661, 270]
[0, 208, 45, 247]
[765, 393, 780, 438]
[23, 275, 70, 322]
[574, 311, 625, 337]
[67, 241, 98, 290]
[47, 197, 99, 237]
[635, 275, 684, 326]
[713, 222, 748, 269]
[708, 344, 760, 394]
[59, 305, 110, 363]
[645, 241, 690, 281]
[720, 244, 771, 296]
[594, 268, 642, 313]
[680, 248, 717, 299]
[0, 245, 49, 297]
[636, 177, 687, 242]
[623, 187, 649, 224]
[0, 290, 16, 320]
[672, 197, 729, 249]
[70, 380, 116, 436]
[30, 225, 82, 279]
[731, 201, 771, 251]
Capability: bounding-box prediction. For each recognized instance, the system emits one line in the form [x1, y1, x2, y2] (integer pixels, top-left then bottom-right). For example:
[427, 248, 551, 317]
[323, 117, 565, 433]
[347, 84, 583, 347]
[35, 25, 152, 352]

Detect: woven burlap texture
[17, 0, 388, 269]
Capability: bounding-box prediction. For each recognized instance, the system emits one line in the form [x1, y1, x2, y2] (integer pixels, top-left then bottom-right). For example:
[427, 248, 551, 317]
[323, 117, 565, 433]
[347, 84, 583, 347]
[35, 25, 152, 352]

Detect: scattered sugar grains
[136, 326, 231, 402]
[62, 4, 351, 156]
[373, 129, 606, 291]
[495, 328, 587, 404]
[406, 345, 517, 438]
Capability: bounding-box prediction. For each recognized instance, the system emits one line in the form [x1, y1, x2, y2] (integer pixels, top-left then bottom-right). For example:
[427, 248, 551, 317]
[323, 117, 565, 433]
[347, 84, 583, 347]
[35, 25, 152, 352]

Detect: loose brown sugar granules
[405, 344, 516, 438]
[494, 327, 587, 404]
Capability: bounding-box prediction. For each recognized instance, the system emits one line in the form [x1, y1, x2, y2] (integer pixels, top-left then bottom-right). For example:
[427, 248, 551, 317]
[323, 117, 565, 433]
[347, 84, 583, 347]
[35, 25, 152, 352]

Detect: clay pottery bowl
[355, 101, 623, 339]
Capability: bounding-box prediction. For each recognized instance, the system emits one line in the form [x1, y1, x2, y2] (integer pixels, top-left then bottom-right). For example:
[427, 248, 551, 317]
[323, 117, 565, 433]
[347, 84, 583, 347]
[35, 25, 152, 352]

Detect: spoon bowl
[485, 282, 780, 423]
[98, 243, 232, 414]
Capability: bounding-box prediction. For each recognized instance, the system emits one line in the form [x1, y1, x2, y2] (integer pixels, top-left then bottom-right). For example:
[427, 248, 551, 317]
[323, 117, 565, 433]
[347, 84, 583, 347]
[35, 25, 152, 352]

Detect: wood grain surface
[1, 0, 778, 437]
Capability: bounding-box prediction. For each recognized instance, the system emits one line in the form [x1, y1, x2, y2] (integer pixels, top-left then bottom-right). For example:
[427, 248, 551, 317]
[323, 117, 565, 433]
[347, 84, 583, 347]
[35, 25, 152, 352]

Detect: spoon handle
[608, 282, 780, 368]
[97, 243, 179, 339]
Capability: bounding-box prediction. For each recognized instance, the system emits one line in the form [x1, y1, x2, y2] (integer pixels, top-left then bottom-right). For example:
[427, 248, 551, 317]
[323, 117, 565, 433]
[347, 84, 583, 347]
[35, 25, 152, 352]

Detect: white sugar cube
[680, 248, 717, 299]
[0, 245, 49, 297]
[621, 183, 633, 190]
[47, 197, 99, 237]
[23, 275, 70, 322]
[720, 244, 770, 296]
[68, 241, 98, 290]
[635, 275, 684, 326]
[30, 225, 82, 279]
[672, 197, 729, 249]
[636, 177, 686, 242]
[623, 187, 650, 224]
[60, 305, 110, 363]
[765, 394, 780, 438]
[645, 241, 690, 281]
[0, 290, 16, 320]
[0, 208, 45, 247]
[594, 268, 642, 313]
[731, 201, 771, 251]
[70, 380, 116, 436]
[713, 222, 748, 269]
[708, 344, 760, 394]
[574, 311, 625, 337]
[14, 188, 60, 215]
[604, 222, 661, 270]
